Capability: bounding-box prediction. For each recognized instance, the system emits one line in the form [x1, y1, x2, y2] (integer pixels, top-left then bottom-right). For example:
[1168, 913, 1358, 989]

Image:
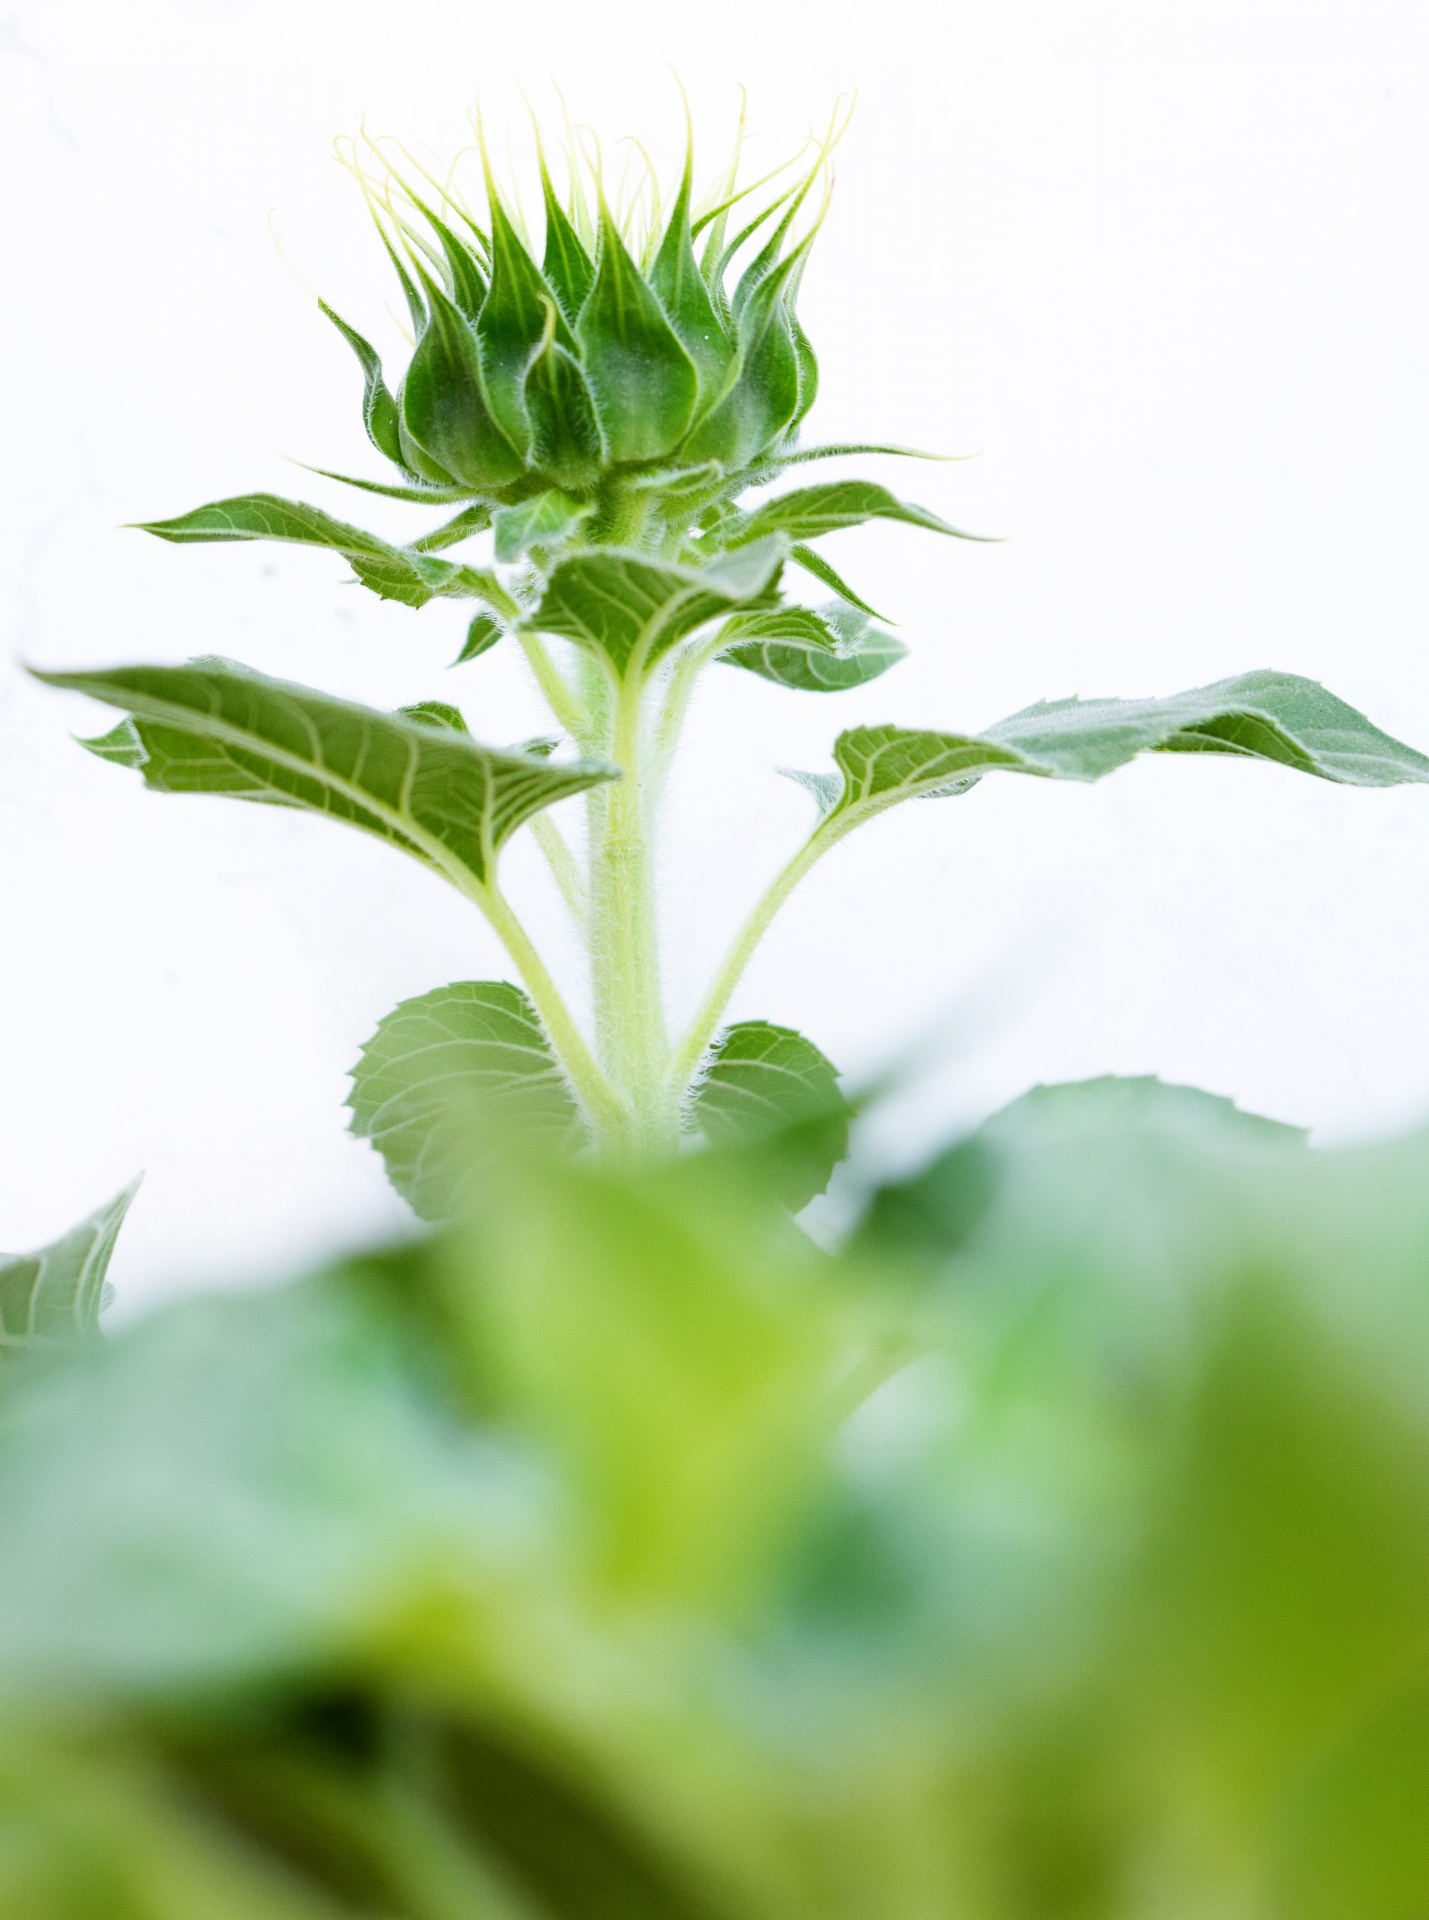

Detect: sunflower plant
[34, 107, 1429, 1216]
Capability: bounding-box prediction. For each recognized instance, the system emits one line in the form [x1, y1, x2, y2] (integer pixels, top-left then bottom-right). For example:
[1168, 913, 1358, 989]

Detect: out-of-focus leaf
[0, 1182, 137, 1356]
[577, 205, 699, 463]
[432, 1143, 845, 1609]
[691, 1020, 849, 1209]
[0, 1276, 537, 1699]
[37, 659, 615, 892]
[720, 602, 907, 692]
[348, 981, 583, 1221]
[527, 538, 785, 676]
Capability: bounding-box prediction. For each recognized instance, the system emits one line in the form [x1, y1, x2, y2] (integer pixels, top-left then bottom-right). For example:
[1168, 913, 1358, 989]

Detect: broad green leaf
[0, 1275, 524, 1697]
[37, 659, 616, 892]
[134, 494, 512, 614]
[788, 541, 889, 619]
[692, 1020, 849, 1208]
[401, 280, 526, 493]
[349, 981, 583, 1220]
[0, 1183, 137, 1355]
[649, 151, 735, 406]
[318, 300, 405, 469]
[816, 671, 1429, 832]
[526, 537, 786, 676]
[477, 189, 573, 455]
[720, 601, 907, 692]
[577, 204, 699, 463]
[492, 489, 591, 562]
[454, 612, 505, 665]
[732, 479, 982, 546]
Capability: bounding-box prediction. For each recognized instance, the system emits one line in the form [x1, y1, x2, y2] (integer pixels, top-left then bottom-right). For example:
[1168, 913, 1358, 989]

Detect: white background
[4, 0, 1429, 1303]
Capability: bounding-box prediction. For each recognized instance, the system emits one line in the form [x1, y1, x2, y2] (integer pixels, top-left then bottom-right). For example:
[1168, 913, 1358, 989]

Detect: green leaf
[318, 301, 405, 470]
[491, 489, 591, 562]
[540, 163, 595, 321]
[408, 503, 492, 553]
[401, 281, 526, 493]
[37, 658, 616, 892]
[527, 537, 786, 676]
[732, 479, 983, 546]
[478, 190, 572, 455]
[523, 325, 604, 491]
[786, 542, 889, 619]
[816, 671, 1429, 831]
[133, 494, 512, 613]
[679, 246, 806, 470]
[691, 1021, 849, 1209]
[720, 601, 907, 692]
[577, 203, 700, 464]
[649, 151, 735, 408]
[0, 1183, 137, 1355]
[292, 464, 475, 505]
[348, 981, 583, 1220]
[453, 612, 505, 665]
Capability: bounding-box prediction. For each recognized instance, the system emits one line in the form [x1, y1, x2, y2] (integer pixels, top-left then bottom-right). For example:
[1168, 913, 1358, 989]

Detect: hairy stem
[586, 665, 673, 1149]
[529, 812, 587, 926]
[518, 631, 586, 741]
[666, 820, 846, 1103]
[478, 880, 628, 1135]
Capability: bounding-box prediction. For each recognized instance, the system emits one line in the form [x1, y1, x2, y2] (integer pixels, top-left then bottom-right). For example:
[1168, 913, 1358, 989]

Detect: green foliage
[38, 658, 614, 896]
[348, 981, 584, 1220]
[0, 1183, 136, 1356]
[6, 1086, 1429, 1914]
[40, 106, 1429, 1183]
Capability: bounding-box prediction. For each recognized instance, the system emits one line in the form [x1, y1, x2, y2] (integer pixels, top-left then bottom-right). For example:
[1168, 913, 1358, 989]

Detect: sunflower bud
[325, 112, 841, 543]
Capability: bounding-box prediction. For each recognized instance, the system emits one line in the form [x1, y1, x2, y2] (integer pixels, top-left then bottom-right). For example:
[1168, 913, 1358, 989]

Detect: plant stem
[586, 665, 674, 1149]
[479, 880, 629, 1136]
[666, 821, 845, 1104]
[518, 632, 586, 741]
[528, 813, 587, 926]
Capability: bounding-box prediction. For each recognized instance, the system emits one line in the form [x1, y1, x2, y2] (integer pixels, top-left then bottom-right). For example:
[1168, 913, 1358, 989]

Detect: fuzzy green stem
[666, 820, 847, 1104]
[518, 631, 586, 740]
[479, 880, 629, 1135]
[529, 812, 587, 925]
[586, 665, 674, 1148]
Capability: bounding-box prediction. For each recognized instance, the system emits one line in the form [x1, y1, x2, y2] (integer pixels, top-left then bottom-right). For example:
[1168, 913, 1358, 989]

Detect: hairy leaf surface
[816, 671, 1429, 831]
[693, 1020, 849, 1207]
[527, 537, 786, 675]
[136, 494, 511, 613]
[721, 602, 907, 692]
[38, 660, 615, 891]
[349, 982, 583, 1220]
